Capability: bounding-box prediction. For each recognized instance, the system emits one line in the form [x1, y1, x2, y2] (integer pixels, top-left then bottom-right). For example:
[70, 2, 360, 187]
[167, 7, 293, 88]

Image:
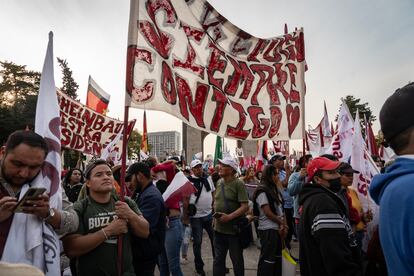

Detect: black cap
[125, 162, 150, 182]
[338, 162, 360, 174]
[270, 154, 286, 162]
[380, 83, 414, 142]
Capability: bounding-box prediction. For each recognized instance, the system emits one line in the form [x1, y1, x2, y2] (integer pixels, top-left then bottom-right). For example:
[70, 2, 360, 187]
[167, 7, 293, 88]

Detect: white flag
[350, 110, 379, 248]
[326, 100, 354, 161]
[100, 130, 123, 161]
[2, 32, 62, 275]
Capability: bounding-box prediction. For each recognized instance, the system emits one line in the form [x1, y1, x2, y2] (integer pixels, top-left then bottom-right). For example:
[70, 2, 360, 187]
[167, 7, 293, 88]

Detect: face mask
[327, 178, 342, 193]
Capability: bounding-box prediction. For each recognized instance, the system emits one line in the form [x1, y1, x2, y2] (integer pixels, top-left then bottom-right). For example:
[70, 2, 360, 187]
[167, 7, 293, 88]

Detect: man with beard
[126, 161, 166, 276]
[0, 130, 78, 260]
[298, 157, 362, 276]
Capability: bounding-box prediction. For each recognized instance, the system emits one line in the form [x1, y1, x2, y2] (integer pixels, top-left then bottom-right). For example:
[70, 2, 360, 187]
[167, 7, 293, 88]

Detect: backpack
[253, 186, 279, 217]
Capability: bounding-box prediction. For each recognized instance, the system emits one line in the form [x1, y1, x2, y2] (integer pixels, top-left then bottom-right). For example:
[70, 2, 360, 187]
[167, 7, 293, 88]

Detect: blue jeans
[181, 224, 191, 257]
[158, 216, 183, 276]
[190, 213, 215, 271]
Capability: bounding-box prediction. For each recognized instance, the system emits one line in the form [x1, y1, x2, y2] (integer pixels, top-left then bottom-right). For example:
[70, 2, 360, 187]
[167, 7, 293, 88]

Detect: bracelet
[101, 228, 109, 240]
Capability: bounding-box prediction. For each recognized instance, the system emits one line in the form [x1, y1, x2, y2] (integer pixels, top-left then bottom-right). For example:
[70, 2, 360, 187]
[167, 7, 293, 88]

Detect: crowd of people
[1, 83, 414, 275]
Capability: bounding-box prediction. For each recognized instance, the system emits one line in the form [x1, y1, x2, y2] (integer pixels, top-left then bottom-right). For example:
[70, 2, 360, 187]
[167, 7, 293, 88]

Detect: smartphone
[213, 212, 223, 219]
[14, 187, 47, 213]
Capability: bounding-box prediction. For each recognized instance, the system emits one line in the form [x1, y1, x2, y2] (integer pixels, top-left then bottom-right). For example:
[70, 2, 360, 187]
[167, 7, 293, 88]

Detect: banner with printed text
[58, 91, 136, 156]
[126, 0, 306, 140]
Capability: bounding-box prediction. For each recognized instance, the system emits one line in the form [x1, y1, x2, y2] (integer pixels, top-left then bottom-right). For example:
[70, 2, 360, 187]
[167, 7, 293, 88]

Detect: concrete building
[148, 131, 181, 159]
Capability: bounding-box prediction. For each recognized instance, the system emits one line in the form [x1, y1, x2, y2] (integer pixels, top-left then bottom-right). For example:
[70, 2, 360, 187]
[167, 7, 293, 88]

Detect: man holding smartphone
[0, 130, 78, 259]
[213, 156, 249, 276]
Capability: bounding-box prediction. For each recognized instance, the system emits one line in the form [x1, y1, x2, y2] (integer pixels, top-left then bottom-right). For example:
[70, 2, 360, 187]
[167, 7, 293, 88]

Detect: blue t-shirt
[279, 170, 293, 209]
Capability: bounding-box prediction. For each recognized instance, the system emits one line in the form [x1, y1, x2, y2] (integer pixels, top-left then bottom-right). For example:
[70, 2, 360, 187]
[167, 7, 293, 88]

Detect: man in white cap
[213, 156, 249, 276]
[187, 159, 215, 276]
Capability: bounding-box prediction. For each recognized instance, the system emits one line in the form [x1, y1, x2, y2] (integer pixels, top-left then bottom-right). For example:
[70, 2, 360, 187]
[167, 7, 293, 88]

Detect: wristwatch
[44, 208, 56, 221]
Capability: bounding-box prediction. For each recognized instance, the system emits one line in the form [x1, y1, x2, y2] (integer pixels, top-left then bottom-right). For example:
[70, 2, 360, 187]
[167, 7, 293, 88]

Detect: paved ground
[155, 230, 301, 276]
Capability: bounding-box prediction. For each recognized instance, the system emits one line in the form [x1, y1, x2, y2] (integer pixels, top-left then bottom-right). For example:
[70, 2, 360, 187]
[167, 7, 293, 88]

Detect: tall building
[148, 131, 181, 159]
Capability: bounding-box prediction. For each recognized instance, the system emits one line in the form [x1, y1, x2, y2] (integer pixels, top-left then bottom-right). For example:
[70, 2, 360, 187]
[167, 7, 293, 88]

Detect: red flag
[86, 76, 110, 114]
[162, 172, 196, 208]
[140, 111, 148, 153]
[256, 140, 268, 172]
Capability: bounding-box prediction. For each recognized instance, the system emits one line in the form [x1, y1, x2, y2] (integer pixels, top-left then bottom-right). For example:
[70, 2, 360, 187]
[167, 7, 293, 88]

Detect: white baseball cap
[218, 156, 239, 171]
[190, 159, 203, 168]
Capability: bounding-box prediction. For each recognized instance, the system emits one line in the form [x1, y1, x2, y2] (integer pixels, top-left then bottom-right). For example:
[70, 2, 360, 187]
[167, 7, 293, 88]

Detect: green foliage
[127, 129, 142, 159]
[0, 61, 40, 143]
[56, 58, 82, 166]
[57, 58, 79, 99]
[335, 95, 376, 133]
[343, 95, 376, 122]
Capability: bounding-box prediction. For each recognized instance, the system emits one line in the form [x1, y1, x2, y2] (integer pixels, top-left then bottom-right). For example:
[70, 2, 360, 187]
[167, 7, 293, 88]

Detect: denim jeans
[213, 231, 244, 276]
[181, 224, 191, 257]
[158, 216, 183, 276]
[190, 213, 215, 271]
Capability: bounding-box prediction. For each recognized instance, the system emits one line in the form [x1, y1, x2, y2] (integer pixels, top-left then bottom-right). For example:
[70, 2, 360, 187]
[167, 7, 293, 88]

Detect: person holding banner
[0, 130, 78, 259]
[62, 159, 149, 275]
[370, 82, 414, 275]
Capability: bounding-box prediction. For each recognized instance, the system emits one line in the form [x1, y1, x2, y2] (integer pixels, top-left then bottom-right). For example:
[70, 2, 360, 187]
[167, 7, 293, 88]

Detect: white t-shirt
[256, 192, 282, 230]
[190, 175, 215, 218]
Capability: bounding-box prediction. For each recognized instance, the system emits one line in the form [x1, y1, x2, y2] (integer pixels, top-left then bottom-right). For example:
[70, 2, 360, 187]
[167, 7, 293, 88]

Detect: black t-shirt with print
[74, 195, 140, 276]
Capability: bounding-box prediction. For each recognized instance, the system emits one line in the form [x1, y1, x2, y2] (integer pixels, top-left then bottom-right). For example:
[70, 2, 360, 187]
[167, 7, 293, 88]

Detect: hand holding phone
[14, 187, 47, 213]
[213, 212, 223, 219]
[0, 196, 17, 223]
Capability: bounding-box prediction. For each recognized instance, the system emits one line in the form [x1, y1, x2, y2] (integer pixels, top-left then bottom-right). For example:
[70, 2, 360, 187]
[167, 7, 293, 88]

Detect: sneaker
[180, 257, 189, 265]
[196, 269, 206, 276]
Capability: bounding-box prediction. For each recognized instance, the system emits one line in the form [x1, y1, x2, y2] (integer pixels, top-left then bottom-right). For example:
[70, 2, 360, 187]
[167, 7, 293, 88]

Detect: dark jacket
[131, 182, 166, 261]
[298, 183, 362, 276]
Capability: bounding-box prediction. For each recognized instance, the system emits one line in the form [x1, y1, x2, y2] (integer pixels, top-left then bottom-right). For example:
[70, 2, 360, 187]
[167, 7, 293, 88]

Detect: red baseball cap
[307, 157, 340, 180]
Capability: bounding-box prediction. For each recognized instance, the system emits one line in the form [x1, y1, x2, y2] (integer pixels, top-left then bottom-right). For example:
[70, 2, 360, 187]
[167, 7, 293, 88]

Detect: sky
[1, 0, 413, 155]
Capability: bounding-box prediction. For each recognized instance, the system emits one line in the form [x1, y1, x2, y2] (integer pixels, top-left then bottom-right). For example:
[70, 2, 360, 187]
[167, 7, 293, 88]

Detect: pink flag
[162, 171, 196, 208]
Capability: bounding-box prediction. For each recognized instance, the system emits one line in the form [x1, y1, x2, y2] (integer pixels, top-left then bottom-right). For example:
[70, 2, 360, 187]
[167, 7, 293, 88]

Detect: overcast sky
[1, 0, 413, 154]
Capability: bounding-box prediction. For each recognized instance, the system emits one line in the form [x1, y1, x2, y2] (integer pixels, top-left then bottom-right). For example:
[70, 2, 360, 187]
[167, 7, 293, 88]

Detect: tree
[57, 58, 81, 167]
[0, 61, 40, 143]
[127, 129, 142, 159]
[57, 57, 79, 99]
[335, 95, 376, 134]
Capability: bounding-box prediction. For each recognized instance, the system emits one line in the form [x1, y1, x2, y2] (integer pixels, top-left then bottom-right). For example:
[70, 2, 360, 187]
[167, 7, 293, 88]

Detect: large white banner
[126, 0, 306, 140]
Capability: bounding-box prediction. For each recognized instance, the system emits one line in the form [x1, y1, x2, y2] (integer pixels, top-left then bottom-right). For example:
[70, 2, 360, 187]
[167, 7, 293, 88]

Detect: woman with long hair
[63, 168, 84, 203]
[241, 166, 260, 200]
[253, 165, 287, 276]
